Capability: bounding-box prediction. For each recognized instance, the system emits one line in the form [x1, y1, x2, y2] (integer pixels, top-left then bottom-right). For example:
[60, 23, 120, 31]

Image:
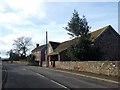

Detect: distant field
[0, 58, 9, 61]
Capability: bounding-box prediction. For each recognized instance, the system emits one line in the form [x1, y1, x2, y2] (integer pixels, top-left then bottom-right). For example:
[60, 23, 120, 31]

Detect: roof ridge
[51, 25, 113, 55]
[49, 41, 61, 43]
[31, 44, 46, 52]
[90, 25, 112, 40]
[91, 25, 110, 33]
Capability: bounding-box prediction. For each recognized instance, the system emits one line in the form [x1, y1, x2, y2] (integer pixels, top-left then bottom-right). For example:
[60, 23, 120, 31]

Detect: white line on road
[22, 69, 26, 70]
[44, 68, 119, 84]
[35, 73, 46, 78]
[35, 72, 70, 89]
[2, 66, 8, 87]
[50, 80, 70, 90]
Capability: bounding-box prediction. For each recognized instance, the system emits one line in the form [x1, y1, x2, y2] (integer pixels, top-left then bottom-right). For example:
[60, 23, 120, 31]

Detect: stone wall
[55, 61, 120, 77]
[94, 26, 120, 60]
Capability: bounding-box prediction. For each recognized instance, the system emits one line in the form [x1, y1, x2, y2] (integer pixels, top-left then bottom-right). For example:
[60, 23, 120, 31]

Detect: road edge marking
[35, 73, 46, 78]
[35, 72, 70, 89]
[2, 66, 8, 88]
[43, 67, 119, 84]
[50, 80, 70, 90]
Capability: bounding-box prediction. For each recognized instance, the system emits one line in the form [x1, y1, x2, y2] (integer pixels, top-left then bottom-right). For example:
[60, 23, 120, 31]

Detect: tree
[13, 37, 32, 59]
[11, 53, 20, 61]
[65, 10, 91, 38]
[65, 10, 100, 60]
[27, 54, 36, 63]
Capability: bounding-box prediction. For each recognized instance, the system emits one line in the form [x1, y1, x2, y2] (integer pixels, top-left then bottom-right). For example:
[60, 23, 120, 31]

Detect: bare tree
[13, 37, 32, 59]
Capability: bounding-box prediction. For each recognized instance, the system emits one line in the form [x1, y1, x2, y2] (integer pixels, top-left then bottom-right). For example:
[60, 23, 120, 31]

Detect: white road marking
[35, 73, 46, 78]
[2, 67, 8, 85]
[44, 68, 119, 84]
[50, 80, 70, 89]
[35, 72, 70, 89]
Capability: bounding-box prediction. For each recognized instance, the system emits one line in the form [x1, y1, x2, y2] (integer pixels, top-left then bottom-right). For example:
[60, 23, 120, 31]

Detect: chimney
[36, 44, 39, 47]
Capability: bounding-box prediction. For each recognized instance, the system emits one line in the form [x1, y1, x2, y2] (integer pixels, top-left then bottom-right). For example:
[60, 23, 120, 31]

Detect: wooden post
[58, 54, 60, 61]
[40, 60, 42, 67]
[53, 60, 55, 67]
[39, 52, 42, 67]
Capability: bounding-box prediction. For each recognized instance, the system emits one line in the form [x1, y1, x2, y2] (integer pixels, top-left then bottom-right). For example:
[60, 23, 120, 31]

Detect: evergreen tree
[65, 10, 101, 60]
[65, 10, 91, 38]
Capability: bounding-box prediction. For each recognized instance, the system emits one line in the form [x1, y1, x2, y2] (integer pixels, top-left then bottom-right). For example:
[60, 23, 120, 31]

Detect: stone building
[49, 25, 120, 61]
[92, 25, 120, 60]
[31, 44, 46, 62]
[47, 41, 61, 55]
[31, 41, 60, 66]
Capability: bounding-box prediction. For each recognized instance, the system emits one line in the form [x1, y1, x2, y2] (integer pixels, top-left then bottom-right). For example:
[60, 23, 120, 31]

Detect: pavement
[2, 65, 8, 89]
[3, 63, 66, 89]
[5, 61, 120, 83]
[27, 66, 119, 88]
[15, 61, 119, 82]
[2, 61, 120, 89]
[47, 67, 119, 84]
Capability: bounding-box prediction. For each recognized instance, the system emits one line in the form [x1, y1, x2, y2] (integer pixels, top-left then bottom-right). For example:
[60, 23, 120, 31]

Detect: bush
[9, 53, 20, 62]
[27, 54, 36, 63]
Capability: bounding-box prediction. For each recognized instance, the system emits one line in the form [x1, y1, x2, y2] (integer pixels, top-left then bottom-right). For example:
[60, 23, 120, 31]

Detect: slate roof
[31, 44, 46, 52]
[90, 25, 109, 41]
[49, 41, 61, 50]
[49, 25, 114, 55]
[31, 41, 60, 53]
[49, 39, 76, 55]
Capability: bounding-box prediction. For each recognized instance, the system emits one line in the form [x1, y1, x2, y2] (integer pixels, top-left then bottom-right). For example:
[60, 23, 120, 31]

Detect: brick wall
[55, 61, 120, 77]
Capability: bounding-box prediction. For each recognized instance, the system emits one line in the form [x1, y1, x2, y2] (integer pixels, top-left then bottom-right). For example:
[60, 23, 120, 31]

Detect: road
[2, 62, 119, 90]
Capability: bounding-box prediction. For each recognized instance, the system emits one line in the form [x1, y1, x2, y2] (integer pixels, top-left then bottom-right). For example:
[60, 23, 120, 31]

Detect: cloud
[0, 20, 69, 56]
[0, 1, 118, 58]
[4, 0, 46, 18]
[0, 0, 46, 26]
[0, 0, 47, 57]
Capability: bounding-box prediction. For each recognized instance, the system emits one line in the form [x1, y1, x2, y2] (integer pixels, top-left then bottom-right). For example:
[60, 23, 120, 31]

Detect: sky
[0, 0, 119, 58]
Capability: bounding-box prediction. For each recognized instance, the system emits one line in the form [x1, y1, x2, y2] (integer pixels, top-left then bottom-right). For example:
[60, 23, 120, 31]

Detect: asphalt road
[2, 62, 119, 90]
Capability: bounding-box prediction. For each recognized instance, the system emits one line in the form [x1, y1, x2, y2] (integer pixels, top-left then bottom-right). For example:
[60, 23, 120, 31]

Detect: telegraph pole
[46, 31, 49, 67]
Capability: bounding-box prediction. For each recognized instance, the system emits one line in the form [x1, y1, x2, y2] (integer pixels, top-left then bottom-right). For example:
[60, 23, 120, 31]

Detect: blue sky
[0, 0, 119, 58]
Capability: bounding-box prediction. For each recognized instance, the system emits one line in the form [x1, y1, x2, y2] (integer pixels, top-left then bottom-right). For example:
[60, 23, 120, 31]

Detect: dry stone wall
[55, 61, 120, 76]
